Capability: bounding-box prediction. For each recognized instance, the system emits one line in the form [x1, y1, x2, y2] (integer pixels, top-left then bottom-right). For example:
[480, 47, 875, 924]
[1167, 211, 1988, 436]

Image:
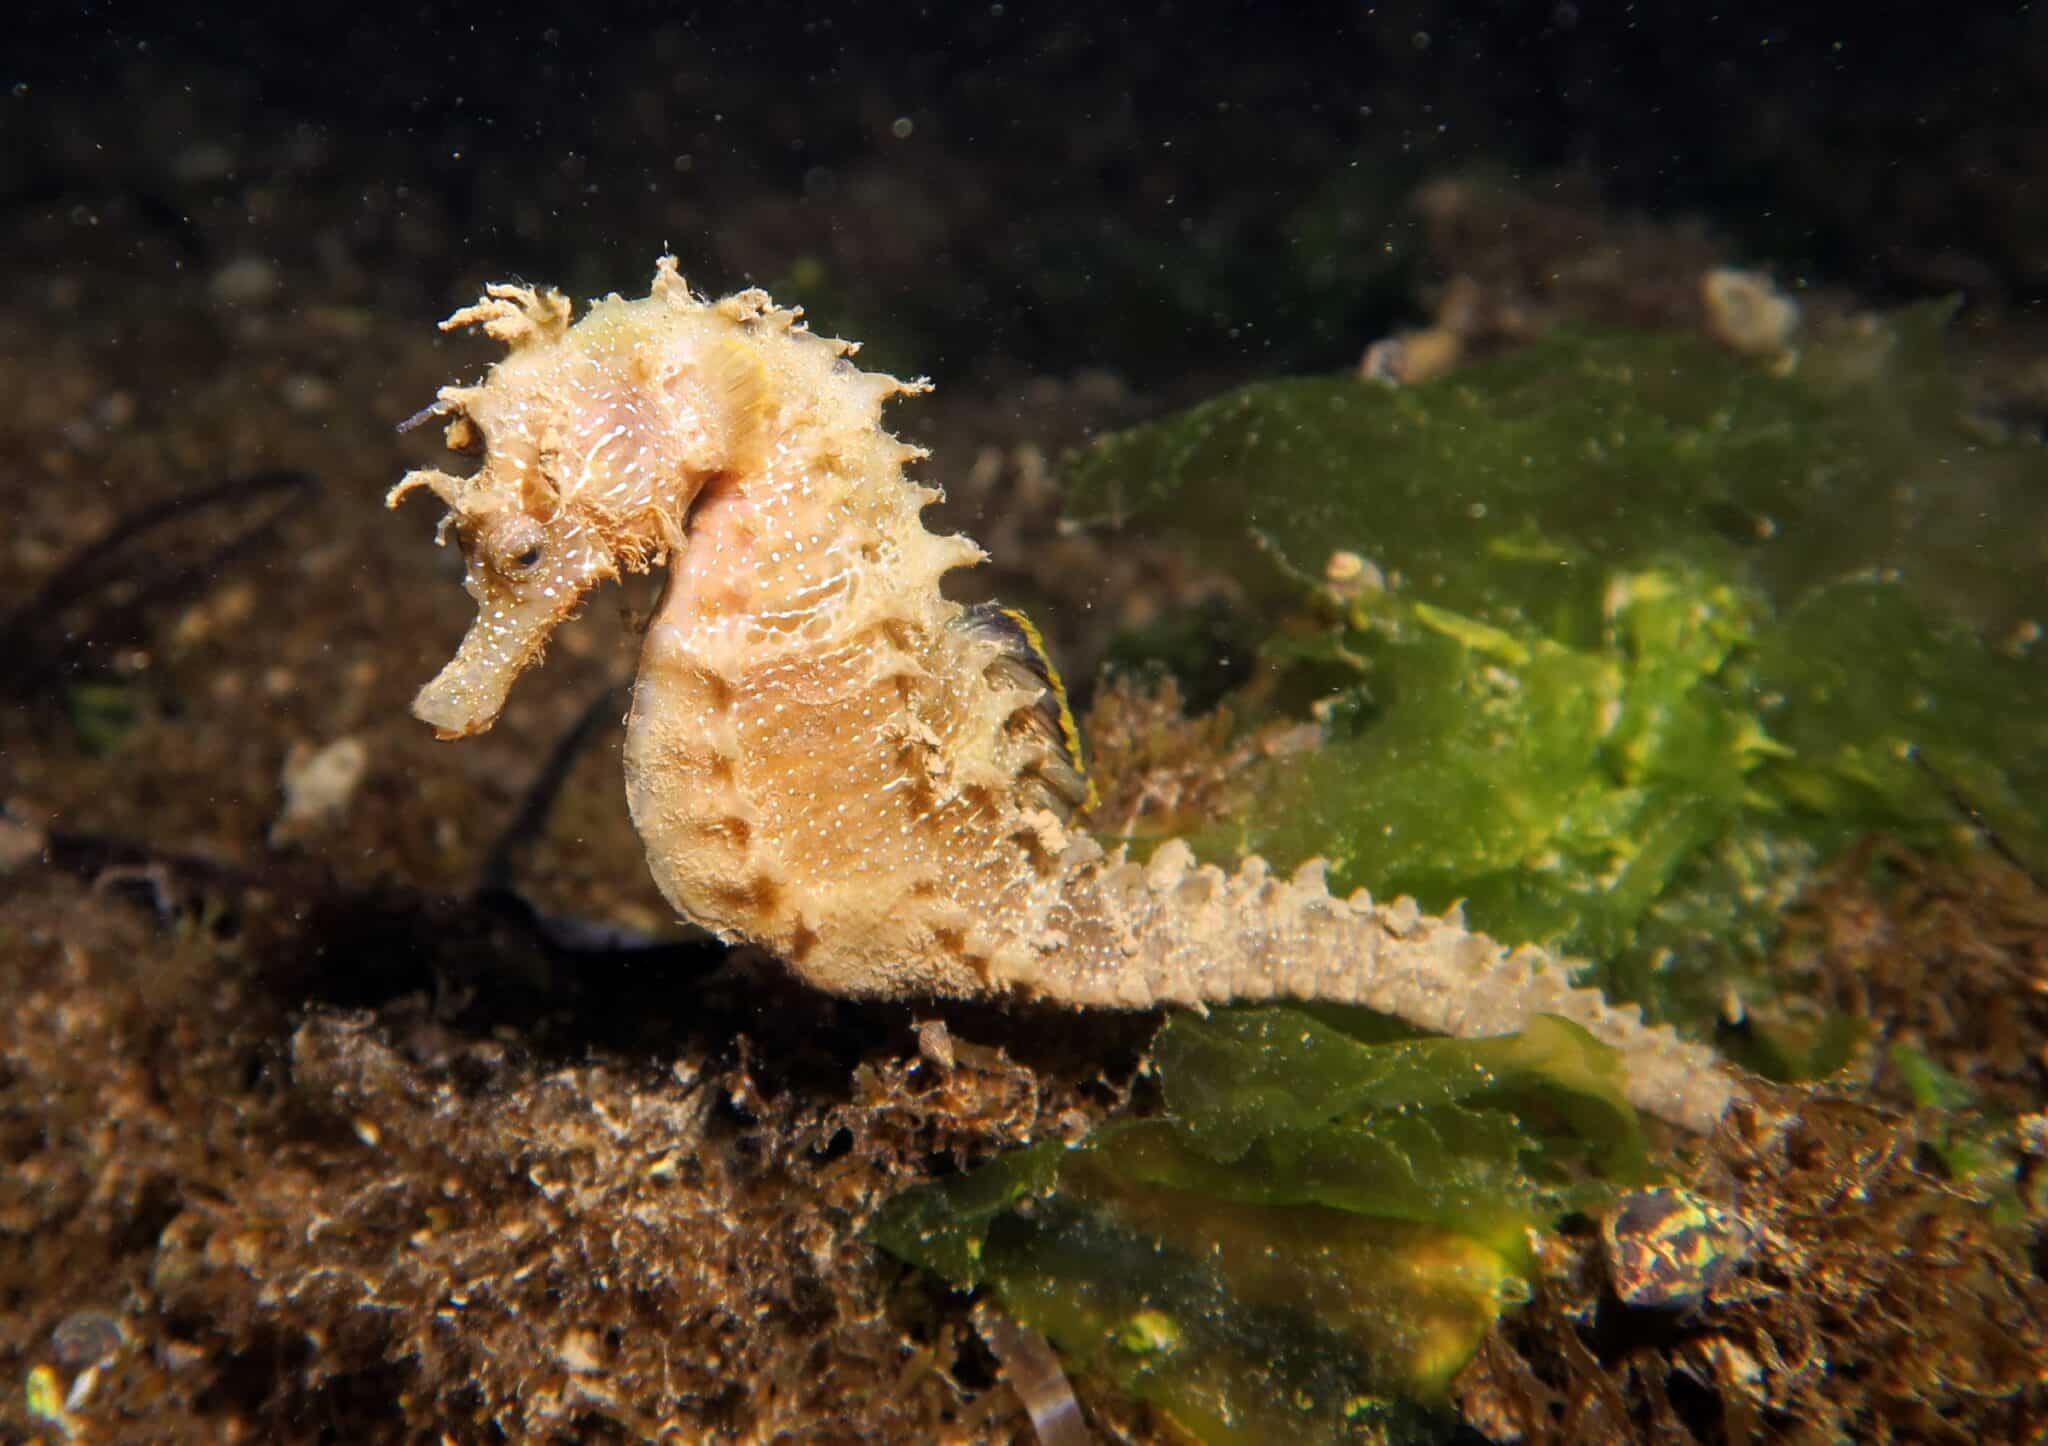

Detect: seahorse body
[389, 259, 1741, 1133]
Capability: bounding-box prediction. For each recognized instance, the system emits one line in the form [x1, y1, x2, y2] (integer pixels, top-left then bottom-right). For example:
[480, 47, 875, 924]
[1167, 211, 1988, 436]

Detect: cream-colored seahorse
[388, 258, 1742, 1133]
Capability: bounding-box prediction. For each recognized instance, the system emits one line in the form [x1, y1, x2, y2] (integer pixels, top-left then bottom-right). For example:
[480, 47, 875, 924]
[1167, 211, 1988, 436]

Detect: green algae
[1069, 306, 2041, 638]
[63, 681, 144, 756]
[879, 310, 2046, 1437]
[1883, 1041, 2038, 1225]
[1064, 309, 2048, 1024]
[1746, 577, 2048, 861]
[873, 1008, 1642, 1443]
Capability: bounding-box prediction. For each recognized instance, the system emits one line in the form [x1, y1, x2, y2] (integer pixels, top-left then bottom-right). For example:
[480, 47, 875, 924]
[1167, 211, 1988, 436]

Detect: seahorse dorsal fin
[703, 334, 777, 479]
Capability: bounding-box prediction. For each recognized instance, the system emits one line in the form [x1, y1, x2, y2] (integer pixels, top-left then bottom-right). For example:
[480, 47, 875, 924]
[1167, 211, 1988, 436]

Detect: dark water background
[9, 2, 2043, 384]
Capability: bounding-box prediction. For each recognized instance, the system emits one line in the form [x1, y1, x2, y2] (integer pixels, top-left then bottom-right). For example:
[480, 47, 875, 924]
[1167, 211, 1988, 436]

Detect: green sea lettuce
[873, 1008, 1643, 1443]
[1063, 310, 2048, 1020]
[876, 310, 2046, 1438]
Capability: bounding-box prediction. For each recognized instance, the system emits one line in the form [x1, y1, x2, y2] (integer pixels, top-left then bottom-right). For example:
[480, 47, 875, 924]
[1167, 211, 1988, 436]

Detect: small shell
[1600, 1186, 1753, 1311]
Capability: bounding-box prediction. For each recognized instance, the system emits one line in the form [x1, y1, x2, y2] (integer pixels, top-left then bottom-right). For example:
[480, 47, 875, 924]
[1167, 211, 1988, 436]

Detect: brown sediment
[0, 864, 1153, 1442]
[1456, 1082, 2048, 1444]
[1454, 843, 2048, 1445]
[1774, 836, 2048, 1115]
[1079, 672, 1310, 845]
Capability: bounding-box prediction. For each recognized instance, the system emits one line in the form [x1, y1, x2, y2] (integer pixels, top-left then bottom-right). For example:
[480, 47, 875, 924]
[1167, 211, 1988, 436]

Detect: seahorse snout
[409, 507, 619, 738]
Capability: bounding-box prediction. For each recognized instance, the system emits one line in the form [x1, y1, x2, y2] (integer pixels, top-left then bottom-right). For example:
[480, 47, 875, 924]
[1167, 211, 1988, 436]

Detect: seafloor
[2, 6, 2045, 1442]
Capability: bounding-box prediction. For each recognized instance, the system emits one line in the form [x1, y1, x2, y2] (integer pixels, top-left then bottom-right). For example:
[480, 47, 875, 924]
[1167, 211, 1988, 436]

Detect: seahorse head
[389, 259, 766, 737]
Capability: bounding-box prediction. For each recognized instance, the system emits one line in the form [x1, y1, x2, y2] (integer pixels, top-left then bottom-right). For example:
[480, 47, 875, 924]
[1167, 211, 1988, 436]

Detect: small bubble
[1411, 30, 1431, 50]
[10, 82, 27, 99]
[891, 116, 915, 139]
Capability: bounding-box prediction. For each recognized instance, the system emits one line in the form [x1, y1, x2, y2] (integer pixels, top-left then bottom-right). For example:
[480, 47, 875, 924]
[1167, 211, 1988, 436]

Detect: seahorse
[388, 258, 1742, 1133]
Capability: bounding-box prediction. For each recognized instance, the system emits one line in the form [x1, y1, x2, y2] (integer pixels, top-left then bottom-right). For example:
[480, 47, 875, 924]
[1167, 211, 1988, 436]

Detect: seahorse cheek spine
[393, 259, 1744, 1134]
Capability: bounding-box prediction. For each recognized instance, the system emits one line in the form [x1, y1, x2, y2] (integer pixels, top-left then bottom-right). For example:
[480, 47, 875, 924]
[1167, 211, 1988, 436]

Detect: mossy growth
[873, 1007, 1646, 1444]
[1062, 304, 2048, 1032]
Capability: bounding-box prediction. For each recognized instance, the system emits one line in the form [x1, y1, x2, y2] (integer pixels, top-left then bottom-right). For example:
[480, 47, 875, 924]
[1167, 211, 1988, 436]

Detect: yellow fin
[960, 602, 1098, 815]
[703, 334, 777, 477]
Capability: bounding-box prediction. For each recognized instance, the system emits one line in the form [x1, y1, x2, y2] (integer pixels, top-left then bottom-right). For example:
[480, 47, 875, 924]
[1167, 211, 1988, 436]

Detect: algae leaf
[1068, 310, 2040, 642]
[1745, 576, 2048, 863]
[881, 312, 2046, 1439]
[873, 1007, 1643, 1443]
[1064, 312, 2048, 1022]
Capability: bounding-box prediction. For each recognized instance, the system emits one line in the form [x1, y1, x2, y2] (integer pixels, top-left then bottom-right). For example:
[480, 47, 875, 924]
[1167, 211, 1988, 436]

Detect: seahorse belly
[624, 398, 1034, 998]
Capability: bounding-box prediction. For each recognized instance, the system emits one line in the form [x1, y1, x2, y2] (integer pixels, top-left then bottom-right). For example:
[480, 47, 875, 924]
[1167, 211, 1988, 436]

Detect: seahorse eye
[485, 514, 548, 575]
